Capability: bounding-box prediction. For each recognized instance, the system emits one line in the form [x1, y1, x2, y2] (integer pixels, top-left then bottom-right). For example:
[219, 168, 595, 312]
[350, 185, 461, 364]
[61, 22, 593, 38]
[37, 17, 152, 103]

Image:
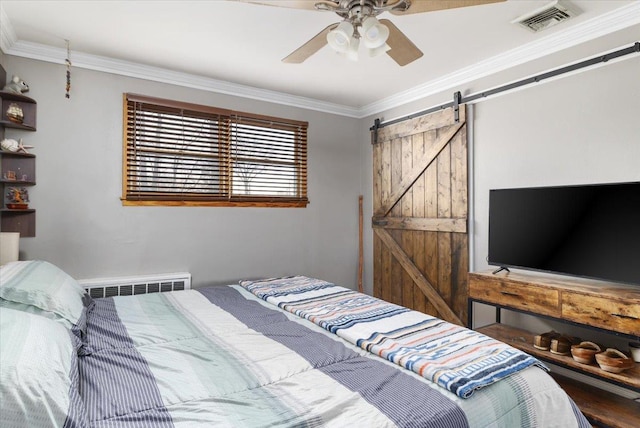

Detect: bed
[0, 261, 590, 428]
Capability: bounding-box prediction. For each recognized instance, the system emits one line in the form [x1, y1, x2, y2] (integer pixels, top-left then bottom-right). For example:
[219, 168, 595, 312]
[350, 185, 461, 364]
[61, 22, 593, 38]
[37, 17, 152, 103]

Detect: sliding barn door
[372, 106, 468, 326]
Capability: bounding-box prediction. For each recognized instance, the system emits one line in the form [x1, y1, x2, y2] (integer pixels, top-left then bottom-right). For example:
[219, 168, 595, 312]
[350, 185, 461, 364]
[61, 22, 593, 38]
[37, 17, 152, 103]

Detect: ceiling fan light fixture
[327, 20, 355, 53]
[346, 36, 360, 61]
[359, 16, 389, 49]
[368, 43, 390, 58]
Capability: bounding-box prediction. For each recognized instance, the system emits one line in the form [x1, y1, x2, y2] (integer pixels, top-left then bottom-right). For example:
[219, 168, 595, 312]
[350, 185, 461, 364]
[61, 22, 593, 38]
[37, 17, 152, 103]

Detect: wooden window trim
[122, 93, 309, 208]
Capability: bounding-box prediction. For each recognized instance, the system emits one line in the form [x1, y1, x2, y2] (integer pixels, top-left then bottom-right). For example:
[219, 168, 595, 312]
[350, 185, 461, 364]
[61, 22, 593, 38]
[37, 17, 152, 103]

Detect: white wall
[1, 56, 363, 288]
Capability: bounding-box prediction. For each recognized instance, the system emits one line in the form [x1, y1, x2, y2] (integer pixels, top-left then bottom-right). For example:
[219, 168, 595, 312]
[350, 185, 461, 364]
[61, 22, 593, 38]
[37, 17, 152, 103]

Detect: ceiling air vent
[512, 0, 580, 33]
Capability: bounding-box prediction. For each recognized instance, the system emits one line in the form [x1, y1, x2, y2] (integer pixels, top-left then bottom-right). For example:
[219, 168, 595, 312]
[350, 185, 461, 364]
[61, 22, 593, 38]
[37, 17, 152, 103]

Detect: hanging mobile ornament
[65, 39, 71, 98]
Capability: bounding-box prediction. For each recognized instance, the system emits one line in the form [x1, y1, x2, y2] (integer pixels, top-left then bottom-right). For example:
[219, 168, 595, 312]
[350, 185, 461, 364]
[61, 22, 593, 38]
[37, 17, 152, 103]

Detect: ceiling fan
[241, 0, 506, 66]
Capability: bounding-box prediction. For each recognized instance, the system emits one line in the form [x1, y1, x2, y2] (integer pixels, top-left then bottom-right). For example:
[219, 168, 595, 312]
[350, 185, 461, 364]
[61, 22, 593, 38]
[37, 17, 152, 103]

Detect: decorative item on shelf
[65, 39, 72, 99]
[6, 187, 29, 209]
[571, 341, 601, 364]
[2, 75, 29, 94]
[550, 335, 581, 356]
[595, 348, 635, 373]
[0, 138, 33, 154]
[3, 170, 16, 181]
[533, 330, 560, 351]
[5, 102, 24, 124]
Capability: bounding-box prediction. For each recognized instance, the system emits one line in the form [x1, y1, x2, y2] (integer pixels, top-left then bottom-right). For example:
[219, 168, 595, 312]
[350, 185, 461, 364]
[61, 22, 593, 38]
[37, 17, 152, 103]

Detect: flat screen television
[488, 181, 640, 286]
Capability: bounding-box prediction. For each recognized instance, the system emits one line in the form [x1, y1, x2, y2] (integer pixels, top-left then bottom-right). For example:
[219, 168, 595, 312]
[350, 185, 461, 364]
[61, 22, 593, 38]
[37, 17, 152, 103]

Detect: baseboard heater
[78, 272, 191, 299]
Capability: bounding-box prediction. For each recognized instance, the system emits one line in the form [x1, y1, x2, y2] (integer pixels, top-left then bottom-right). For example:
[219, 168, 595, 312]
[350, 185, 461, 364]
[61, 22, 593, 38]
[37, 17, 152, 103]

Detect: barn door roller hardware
[372, 118, 381, 144]
[453, 91, 462, 123]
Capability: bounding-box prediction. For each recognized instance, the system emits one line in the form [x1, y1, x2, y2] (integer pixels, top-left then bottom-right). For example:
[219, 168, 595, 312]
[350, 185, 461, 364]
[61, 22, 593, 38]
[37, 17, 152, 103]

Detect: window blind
[123, 93, 308, 207]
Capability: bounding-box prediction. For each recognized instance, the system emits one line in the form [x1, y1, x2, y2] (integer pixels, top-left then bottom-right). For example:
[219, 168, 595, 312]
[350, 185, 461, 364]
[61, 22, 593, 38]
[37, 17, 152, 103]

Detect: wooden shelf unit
[468, 270, 640, 428]
[478, 323, 639, 391]
[1, 65, 37, 237]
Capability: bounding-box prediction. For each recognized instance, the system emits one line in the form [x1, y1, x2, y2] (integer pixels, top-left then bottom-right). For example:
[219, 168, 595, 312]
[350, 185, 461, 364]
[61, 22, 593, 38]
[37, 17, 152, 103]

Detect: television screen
[488, 181, 640, 285]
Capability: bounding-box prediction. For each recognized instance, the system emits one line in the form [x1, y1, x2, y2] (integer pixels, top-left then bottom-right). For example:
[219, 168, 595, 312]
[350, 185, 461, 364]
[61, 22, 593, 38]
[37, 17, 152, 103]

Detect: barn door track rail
[371, 41, 640, 136]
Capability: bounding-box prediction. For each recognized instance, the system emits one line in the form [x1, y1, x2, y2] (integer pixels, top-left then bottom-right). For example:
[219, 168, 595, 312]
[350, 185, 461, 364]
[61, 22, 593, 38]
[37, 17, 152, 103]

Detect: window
[122, 93, 308, 207]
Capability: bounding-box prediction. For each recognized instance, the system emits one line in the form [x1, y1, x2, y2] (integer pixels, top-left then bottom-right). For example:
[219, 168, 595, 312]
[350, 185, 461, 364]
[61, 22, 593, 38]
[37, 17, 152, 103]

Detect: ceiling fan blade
[390, 0, 506, 15]
[282, 23, 338, 63]
[237, 1, 338, 11]
[379, 19, 423, 66]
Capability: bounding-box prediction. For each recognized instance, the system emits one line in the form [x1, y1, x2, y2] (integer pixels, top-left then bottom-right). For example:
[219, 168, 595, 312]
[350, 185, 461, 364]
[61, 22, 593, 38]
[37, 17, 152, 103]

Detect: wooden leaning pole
[358, 195, 364, 293]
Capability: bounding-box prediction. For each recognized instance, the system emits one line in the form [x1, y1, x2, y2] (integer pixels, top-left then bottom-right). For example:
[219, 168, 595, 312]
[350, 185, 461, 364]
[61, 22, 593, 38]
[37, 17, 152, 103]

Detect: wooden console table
[468, 270, 640, 428]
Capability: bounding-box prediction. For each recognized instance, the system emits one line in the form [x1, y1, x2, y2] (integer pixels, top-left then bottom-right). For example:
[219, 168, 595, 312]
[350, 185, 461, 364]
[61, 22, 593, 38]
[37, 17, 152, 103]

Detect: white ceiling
[1, 1, 639, 117]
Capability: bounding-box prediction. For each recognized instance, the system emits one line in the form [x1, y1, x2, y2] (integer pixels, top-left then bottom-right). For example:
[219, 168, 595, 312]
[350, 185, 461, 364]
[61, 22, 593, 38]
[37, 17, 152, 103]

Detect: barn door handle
[372, 218, 388, 226]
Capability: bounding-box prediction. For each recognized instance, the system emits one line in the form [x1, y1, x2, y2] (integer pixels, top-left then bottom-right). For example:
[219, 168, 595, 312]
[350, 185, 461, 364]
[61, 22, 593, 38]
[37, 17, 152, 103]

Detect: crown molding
[0, 4, 17, 54]
[0, 9, 361, 119]
[359, 1, 640, 118]
[0, 39, 361, 117]
[1, 2, 639, 118]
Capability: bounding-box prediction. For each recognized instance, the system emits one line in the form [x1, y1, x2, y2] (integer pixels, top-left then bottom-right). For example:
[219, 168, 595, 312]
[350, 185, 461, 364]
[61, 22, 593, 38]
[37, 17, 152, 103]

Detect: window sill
[121, 200, 308, 208]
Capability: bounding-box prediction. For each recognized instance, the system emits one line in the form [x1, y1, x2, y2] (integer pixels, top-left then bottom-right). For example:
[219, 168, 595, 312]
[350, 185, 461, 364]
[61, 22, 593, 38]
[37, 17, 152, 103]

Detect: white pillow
[0, 307, 87, 427]
[0, 260, 89, 332]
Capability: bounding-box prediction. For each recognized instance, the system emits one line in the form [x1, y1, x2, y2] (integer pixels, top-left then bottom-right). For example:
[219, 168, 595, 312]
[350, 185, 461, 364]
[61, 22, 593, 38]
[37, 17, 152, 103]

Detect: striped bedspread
[240, 276, 547, 398]
[75, 284, 589, 427]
